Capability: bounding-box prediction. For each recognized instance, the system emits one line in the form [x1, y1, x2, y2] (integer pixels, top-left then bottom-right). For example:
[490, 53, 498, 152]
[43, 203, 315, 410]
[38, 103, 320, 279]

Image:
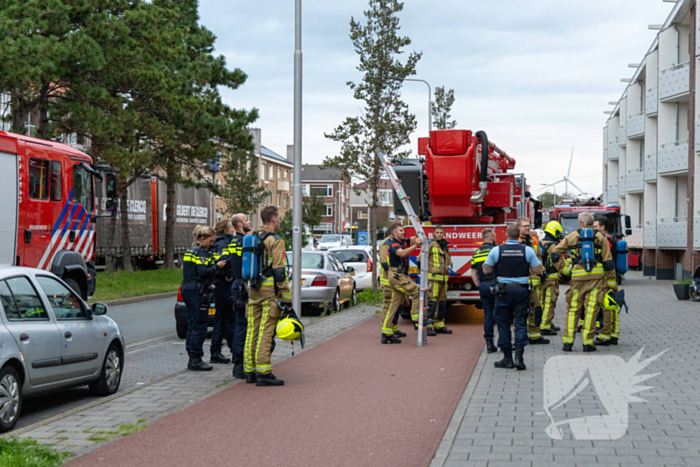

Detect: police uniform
[182, 245, 217, 368]
[379, 236, 404, 338]
[210, 233, 235, 363]
[387, 237, 420, 330]
[244, 227, 292, 385]
[471, 241, 497, 350]
[484, 240, 541, 370]
[552, 226, 617, 351]
[520, 234, 545, 343]
[539, 230, 562, 334]
[427, 238, 451, 333]
[229, 231, 249, 376]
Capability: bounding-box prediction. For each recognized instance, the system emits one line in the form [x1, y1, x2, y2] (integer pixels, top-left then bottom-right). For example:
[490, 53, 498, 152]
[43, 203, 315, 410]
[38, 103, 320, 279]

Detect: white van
[317, 234, 353, 250]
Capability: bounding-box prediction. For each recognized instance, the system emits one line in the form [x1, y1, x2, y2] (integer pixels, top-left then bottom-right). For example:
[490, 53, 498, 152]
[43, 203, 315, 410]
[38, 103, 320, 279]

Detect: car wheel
[344, 286, 357, 309]
[330, 289, 340, 313]
[0, 366, 21, 433]
[64, 278, 84, 300]
[89, 343, 123, 397]
[176, 323, 188, 339]
[690, 285, 700, 302]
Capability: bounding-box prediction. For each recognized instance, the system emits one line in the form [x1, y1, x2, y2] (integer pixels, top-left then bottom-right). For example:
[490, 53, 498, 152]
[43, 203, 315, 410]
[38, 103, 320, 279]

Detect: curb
[90, 291, 178, 307]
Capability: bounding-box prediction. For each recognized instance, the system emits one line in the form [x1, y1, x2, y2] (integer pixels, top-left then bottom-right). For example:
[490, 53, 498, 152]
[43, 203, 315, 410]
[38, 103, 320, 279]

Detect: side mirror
[92, 303, 108, 316]
[346, 266, 355, 275]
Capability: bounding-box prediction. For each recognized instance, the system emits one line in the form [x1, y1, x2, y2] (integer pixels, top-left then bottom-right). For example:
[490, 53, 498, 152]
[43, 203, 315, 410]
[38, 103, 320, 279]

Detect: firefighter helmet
[603, 289, 620, 311]
[544, 221, 564, 239]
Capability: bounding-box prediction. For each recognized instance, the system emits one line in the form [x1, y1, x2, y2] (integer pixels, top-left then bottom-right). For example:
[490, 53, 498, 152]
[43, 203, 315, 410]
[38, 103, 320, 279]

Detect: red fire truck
[392, 129, 541, 304]
[0, 131, 116, 299]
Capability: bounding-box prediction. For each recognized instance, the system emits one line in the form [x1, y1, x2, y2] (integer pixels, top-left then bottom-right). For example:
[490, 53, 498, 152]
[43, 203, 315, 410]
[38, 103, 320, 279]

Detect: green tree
[324, 0, 421, 292]
[303, 194, 325, 236]
[432, 86, 457, 130]
[222, 148, 269, 216]
[539, 191, 568, 208]
[278, 210, 311, 251]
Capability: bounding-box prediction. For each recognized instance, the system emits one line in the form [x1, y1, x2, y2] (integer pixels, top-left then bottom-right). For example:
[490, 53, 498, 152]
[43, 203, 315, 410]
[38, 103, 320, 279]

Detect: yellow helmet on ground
[276, 315, 304, 341]
[544, 221, 564, 239]
[603, 289, 620, 311]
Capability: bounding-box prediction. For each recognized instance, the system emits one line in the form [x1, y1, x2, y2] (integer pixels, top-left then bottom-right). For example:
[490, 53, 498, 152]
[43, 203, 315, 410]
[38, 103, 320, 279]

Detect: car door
[0, 276, 63, 387]
[35, 275, 104, 379]
[329, 254, 353, 301]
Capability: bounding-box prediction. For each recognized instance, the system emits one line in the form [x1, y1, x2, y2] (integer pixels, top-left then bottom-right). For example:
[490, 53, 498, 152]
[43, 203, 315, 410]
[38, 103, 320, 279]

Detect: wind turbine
[539, 147, 585, 195]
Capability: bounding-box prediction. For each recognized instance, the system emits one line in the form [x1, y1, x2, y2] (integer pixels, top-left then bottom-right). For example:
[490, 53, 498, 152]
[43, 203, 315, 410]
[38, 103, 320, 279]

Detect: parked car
[328, 246, 375, 291]
[286, 251, 356, 311]
[317, 234, 353, 251]
[174, 286, 216, 339]
[0, 266, 124, 432]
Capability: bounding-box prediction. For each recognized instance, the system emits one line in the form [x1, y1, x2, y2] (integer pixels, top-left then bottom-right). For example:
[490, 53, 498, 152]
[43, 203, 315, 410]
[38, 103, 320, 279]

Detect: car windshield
[560, 213, 621, 236]
[286, 253, 325, 269]
[560, 215, 580, 235]
[333, 250, 366, 263]
[320, 235, 340, 242]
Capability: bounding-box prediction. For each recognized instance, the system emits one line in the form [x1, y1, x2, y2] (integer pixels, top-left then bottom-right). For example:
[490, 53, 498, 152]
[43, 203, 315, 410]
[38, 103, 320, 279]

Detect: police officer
[483, 224, 542, 370]
[379, 231, 407, 340]
[230, 213, 252, 379]
[552, 212, 617, 352]
[593, 218, 619, 346]
[385, 223, 422, 343]
[517, 217, 549, 345]
[471, 228, 498, 353]
[182, 226, 227, 371]
[539, 221, 564, 336]
[210, 219, 235, 365]
[427, 225, 452, 336]
[244, 206, 292, 386]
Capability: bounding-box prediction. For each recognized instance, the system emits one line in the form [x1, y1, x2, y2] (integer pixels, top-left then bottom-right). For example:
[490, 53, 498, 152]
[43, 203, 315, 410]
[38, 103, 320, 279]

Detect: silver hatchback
[0, 266, 124, 432]
[286, 251, 356, 312]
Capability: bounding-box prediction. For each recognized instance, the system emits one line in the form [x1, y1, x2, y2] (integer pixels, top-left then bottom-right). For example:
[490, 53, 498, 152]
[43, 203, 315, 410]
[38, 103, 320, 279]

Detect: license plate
[208, 308, 216, 316]
[409, 267, 419, 274]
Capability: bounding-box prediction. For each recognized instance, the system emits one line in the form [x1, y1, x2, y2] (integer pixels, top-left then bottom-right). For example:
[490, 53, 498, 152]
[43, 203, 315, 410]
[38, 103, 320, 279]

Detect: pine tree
[222, 148, 269, 216]
[324, 0, 421, 292]
[432, 86, 457, 130]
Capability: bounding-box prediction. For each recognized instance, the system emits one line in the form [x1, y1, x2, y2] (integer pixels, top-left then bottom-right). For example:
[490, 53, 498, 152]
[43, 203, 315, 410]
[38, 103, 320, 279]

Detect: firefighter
[244, 206, 292, 386]
[552, 212, 618, 352]
[427, 226, 452, 336]
[471, 228, 498, 353]
[182, 226, 227, 371]
[379, 232, 407, 340]
[593, 218, 620, 346]
[482, 224, 542, 370]
[210, 219, 235, 365]
[517, 217, 549, 345]
[384, 223, 422, 343]
[539, 221, 564, 336]
[230, 213, 252, 379]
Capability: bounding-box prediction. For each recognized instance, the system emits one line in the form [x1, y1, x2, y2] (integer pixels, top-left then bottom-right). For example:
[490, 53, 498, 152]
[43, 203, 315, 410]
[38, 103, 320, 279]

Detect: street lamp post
[390, 78, 432, 133]
[292, 0, 303, 315]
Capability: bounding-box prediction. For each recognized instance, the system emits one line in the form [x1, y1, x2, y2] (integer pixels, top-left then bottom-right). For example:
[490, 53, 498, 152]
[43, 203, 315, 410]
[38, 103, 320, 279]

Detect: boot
[541, 329, 558, 336]
[486, 339, 498, 353]
[255, 373, 284, 386]
[529, 337, 550, 345]
[245, 372, 256, 384]
[210, 353, 231, 364]
[427, 327, 437, 337]
[610, 337, 619, 345]
[583, 344, 597, 353]
[232, 363, 245, 379]
[513, 348, 526, 371]
[551, 325, 561, 332]
[494, 349, 514, 369]
[381, 334, 402, 344]
[188, 357, 213, 372]
[436, 327, 453, 334]
[562, 343, 573, 352]
[594, 337, 611, 346]
[393, 330, 407, 338]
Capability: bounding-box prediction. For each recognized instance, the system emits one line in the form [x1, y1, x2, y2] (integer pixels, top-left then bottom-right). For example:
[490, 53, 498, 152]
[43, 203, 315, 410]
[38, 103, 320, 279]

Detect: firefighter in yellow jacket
[539, 221, 564, 336]
[244, 206, 292, 386]
[517, 217, 549, 345]
[551, 212, 618, 352]
[427, 225, 452, 335]
[379, 234, 407, 339]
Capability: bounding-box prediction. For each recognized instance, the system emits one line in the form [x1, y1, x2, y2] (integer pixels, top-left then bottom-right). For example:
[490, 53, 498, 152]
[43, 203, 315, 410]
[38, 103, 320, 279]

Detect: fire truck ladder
[376, 149, 430, 347]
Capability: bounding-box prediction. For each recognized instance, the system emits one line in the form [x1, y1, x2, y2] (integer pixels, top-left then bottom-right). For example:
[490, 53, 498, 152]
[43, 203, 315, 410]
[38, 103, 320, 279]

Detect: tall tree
[222, 148, 269, 216]
[278, 209, 312, 251]
[432, 86, 457, 130]
[303, 194, 325, 236]
[324, 0, 421, 292]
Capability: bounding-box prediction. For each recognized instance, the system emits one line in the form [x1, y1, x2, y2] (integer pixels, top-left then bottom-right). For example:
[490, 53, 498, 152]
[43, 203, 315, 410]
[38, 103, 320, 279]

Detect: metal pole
[401, 78, 432, 133]
[292, 0, 303, 315]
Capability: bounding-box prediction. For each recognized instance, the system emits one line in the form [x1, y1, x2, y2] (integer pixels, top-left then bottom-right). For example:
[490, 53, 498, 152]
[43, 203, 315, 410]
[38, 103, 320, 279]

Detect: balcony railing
[657, 217, 688, 248]
[627, 227, 644, 248]
[644, 153, 657, 181]
[659, 61, 690, 101]
[607, 186, 619, 202]
[619, 175, 626, 195]
[627, 112, 645, 138]
[618, 126, 626, 146]
[646, 87, 658, 115]
[277, 180, 290, 192]
[603, 148, 608, 164]
[607, 143, 619, 160]
[644, 221, 656, 247]
[626, 168, 644, 193]
[658, 140, 689, 174]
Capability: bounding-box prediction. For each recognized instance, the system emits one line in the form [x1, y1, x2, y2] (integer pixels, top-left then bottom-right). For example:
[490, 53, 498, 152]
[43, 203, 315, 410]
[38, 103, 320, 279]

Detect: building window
[269, 165, 274, 180]
[278, 167, 282, 180]
[216, 209, 223, 221]
[277, 192, 282, 207]
[284, 170, 288, 180]
[284, 194, 290, 208]
[302, 184, 309, 196]
[324, 204, 333, 217]
[313, 223, 333, 235]
[311, 184, 333, 197]
[358, 211, 368, 219]
[260, 162, 266, 180]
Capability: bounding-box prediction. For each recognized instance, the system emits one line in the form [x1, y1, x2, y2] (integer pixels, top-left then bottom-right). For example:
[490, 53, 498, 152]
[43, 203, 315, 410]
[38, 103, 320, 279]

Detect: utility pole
[291, 0, 303, 315]
[391, 78, 432, 133]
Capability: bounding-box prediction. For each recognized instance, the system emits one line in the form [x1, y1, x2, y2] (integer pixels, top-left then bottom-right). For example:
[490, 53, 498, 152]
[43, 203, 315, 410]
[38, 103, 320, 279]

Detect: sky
[199, 0, 675, 197]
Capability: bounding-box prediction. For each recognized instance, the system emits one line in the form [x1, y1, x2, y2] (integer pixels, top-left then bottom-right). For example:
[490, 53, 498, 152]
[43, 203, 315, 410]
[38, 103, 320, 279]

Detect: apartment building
[349, 179, 396, 230]
[300, 164, 351, 237]
[603, 0, 700, 280]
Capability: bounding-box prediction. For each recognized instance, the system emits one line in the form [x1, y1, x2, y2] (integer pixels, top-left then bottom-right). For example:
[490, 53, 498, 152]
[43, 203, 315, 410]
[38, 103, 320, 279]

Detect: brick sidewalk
[432, 272, 700, 467]
[6, 305, 378, 457]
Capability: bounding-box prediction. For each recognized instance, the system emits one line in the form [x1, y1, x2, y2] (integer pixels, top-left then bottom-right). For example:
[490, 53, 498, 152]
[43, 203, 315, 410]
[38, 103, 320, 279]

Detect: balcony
[618, 175, 626, 196]
[644, 221, 656, 247]
[607, 186, 619, 202]
[658, 141, 689, 175]
[627, 113, 645, 138]
[657, 218, 687, 249]
[607, 143, 619, 160]
[644, 153, 657, 181]
[277, 180, 290, 192]
[618, 126, 626, 146]
[627, 227, 643, 248]
[626, 169, 644, 193]
[646, 87, 658, 116]
[659, 62, 690, 101]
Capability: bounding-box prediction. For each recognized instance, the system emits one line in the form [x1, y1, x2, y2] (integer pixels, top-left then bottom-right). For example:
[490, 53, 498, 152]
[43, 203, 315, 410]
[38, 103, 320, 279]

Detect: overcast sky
[200, 0, 674, 196]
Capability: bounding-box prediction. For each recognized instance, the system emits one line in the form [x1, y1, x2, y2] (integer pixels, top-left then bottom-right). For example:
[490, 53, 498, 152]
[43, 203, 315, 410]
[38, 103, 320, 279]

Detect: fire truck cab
[0, 131, 116, 299]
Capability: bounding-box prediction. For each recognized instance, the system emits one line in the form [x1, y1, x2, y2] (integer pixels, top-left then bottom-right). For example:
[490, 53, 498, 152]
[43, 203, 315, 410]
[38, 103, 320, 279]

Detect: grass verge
[83, 422, 148, 443]
[0, 437, 71, 467]
[357, 289, 383, 306]
[91, 269, 182, 302]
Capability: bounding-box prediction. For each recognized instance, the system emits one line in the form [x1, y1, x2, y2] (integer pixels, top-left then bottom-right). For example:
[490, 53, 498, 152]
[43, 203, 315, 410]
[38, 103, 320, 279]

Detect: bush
[357, 289, 383, 306]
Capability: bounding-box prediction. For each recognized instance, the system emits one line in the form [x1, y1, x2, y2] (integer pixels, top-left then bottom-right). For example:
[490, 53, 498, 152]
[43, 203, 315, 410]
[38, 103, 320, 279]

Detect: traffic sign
[357, 231, 368, 246]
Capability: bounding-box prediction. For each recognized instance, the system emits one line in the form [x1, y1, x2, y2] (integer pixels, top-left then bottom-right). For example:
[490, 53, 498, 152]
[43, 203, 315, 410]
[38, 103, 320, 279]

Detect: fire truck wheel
[64, 278, 84, 299]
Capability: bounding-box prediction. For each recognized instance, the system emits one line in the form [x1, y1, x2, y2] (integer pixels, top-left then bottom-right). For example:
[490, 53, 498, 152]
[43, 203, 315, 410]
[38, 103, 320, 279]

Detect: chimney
[287, 145, 294, 162]
[248, 128, 262, 154]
